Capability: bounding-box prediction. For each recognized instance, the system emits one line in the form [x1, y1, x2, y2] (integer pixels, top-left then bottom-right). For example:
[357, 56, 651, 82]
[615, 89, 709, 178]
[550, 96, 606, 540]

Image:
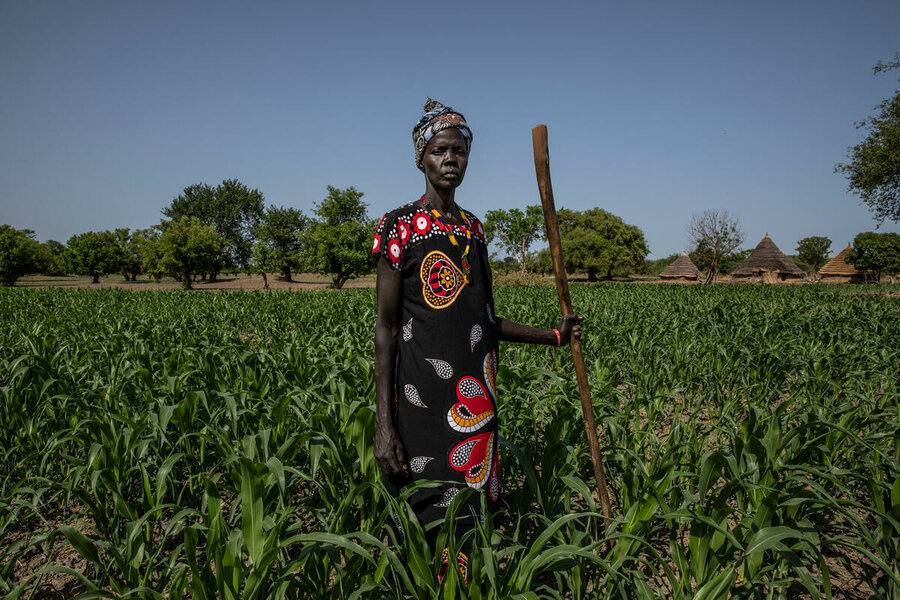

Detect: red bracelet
[553, 328, 561, 347]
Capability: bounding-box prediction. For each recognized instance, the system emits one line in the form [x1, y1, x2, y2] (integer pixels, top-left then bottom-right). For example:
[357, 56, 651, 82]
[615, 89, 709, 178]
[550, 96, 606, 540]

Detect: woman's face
[422, 128, 468, 191]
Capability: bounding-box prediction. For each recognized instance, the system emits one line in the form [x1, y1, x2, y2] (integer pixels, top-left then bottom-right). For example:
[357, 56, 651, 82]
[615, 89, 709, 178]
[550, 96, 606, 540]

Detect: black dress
[374, 198, 500, 570]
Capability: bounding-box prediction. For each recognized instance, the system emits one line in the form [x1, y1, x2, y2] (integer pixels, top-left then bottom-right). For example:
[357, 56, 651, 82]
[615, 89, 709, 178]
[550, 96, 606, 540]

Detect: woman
[373, 99, 581, 581]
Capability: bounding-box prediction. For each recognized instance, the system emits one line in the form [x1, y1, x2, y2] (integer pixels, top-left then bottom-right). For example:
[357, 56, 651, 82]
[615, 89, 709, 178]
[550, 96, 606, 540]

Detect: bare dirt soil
[16, 273, 378, 291]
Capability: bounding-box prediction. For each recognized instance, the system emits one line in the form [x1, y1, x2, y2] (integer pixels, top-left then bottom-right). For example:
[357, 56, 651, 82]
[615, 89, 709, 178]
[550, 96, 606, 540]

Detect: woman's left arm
[496, 314, 582, 346]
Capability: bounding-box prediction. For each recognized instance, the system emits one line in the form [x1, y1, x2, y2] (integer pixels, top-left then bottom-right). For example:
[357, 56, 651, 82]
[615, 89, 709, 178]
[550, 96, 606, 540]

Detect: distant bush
[493, 271, 549, 286]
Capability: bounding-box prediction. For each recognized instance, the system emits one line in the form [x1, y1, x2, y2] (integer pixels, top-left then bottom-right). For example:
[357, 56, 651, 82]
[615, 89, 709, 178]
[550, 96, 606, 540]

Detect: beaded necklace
[424, 198, 472, 283]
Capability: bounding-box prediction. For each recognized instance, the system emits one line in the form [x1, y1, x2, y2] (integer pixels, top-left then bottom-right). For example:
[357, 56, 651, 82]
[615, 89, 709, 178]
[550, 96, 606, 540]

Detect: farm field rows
[0, 285, 898, 599]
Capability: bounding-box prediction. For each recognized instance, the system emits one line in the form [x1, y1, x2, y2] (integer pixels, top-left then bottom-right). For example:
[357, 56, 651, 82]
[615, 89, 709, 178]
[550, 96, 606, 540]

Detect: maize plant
[0, 284, 898, 599]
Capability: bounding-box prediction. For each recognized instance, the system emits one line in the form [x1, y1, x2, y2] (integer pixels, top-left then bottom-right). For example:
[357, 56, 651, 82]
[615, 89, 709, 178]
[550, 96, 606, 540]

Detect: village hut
[818, 243, 872, 283]
[731, 234, 805, 283]
[659, 251, 701, 281]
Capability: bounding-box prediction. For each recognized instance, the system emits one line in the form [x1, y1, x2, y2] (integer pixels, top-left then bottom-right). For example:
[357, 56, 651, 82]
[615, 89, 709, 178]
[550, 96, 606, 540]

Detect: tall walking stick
[532, 124, 613, 523]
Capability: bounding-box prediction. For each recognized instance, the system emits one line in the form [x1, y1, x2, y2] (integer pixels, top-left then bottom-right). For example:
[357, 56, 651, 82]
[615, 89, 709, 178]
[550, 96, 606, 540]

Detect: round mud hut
[659, 251, 701, 281]
[731, 234, 805, 283]
[818, 243, 872, 283]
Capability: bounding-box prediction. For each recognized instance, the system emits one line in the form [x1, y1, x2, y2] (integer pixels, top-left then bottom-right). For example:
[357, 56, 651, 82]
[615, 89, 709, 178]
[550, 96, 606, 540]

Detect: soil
[15, 272, 378, 291]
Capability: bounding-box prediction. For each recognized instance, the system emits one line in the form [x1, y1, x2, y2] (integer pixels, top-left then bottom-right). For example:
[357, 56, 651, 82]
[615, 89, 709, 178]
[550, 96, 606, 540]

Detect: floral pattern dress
[374, 197, 500, 578]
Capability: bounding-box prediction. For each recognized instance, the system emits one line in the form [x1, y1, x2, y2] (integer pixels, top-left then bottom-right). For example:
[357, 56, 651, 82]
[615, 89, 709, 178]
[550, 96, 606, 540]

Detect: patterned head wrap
[412, 98, 473, 171]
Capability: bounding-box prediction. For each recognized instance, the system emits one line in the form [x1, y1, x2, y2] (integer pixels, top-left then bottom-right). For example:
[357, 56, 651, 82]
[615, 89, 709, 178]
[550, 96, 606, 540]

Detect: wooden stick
[532, 124, 613, 523]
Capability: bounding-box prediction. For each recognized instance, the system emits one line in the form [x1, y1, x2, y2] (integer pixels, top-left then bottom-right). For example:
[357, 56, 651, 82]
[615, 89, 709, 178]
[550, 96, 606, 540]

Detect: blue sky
[2, 0, 899, 259]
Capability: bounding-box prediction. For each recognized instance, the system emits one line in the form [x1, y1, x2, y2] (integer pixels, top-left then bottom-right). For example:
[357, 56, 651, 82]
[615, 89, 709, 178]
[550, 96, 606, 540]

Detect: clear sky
[2, 0, 899, 259]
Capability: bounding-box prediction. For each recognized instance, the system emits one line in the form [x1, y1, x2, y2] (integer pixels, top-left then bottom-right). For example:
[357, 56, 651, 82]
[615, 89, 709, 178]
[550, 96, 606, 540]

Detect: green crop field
[1, 285, 898, 599]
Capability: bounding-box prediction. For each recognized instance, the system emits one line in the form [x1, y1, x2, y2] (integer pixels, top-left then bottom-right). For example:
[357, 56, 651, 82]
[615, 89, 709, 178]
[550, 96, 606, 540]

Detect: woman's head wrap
[412, 98, 473, 171]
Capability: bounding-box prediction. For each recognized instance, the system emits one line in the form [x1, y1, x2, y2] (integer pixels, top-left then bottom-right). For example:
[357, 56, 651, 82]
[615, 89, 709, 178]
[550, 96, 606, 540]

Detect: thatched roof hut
[732, 234, 804, 282]
[818, 243, 872, 283]
[659, 251, 700, 281]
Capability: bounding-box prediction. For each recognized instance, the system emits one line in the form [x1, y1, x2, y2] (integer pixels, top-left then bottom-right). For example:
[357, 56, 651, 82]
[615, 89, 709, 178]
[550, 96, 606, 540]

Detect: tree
[557, 208, 649, 281]
[795, 236, 832, 273]
[300, 186, 373, 289]
[115, 228, 143, 281]
[39, 240, 67, 276]
[163, 179, 265, 276]
[250, 240, 279, 289]
[642, 253, 680, 276]
[687, 210, 745, 283]
[254, 206, 309, 281]
[132, 228, 165, 282]
[688, 244, 750, 275]
[0, 225, 43, 286]
[836, 53, 900, 223]
[531, 248, 554, 275]
[158, 217, 224, 290]
[483, 205, 545, 273]
[489, 254, 521, 275]
[848, 231, 900, 282]
[66, 230, 122, 283]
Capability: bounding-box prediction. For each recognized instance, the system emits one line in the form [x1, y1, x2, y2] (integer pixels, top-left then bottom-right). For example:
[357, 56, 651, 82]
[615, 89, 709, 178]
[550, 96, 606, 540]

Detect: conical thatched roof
[732, 234, 804, 278]
[660, 251, 700, 279]
[819, 244, 871, 277]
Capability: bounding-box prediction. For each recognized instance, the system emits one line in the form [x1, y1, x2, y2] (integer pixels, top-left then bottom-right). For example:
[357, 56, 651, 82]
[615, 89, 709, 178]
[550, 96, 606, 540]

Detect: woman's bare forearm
[495, 317, 557, 345]
[495, 314, 582, 346]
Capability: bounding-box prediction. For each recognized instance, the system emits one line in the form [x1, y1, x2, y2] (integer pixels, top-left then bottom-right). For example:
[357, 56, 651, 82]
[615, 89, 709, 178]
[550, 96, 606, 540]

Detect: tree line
[0, 181, 373, 289]
[4, 183, 898, 288]
[485, 206, 900, 283]
[484, 206, 650, 281]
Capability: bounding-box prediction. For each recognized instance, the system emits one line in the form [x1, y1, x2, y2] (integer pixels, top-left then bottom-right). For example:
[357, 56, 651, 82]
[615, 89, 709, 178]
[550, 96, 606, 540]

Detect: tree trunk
[605, 268, 612, 280]
[153, 274, 161, 283]
[282, 267, 293, 282]
[92, 274, 100, 284]
[704, 258, 720, 284]
[208, 272, 218, 282]
[183, 271, 193, 290]
[261, 272, 269, 289]
[587, 268, 597, 282]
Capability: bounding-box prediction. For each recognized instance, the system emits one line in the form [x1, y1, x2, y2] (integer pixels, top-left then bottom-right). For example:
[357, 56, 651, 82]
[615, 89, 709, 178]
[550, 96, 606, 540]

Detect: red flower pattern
[413, 212, 431, 236]
[387, 237, 402, 264]
[397, 220, 411, 245]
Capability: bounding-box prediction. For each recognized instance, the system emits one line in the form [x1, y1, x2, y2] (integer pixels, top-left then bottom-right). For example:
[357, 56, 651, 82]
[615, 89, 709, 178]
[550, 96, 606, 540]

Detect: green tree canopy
[115, 228, 143, 281]
[795, 236, 832, 273]
[131, 228, 165, 282]
[483, 205, 545, 273]
[531, 248, 553, 275]
[66, 230, 122, 284]
[0, 225, 43, 286]
[688, 244, 750, 276]
[250, 240, 280, 289]
[836, 53, 900, 223]
[557, 208, 649, 281]
[254, 206, 309, 282]
[163, 179, 265, 275]
[158, 217, 224, 289]
[301, 186, 373, 289]
[642, 253, 680, 276]
[848, 231, 900, 282]
[38, 240, 67, 276]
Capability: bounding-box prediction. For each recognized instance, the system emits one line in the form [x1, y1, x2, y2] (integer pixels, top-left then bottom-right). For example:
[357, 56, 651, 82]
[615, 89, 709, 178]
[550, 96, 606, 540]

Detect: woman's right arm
[374, 256, 407, 477]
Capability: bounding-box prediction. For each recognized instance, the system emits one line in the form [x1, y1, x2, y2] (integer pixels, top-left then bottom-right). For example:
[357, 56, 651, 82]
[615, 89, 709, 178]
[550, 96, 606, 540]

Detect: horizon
[2, 1, 899, 259]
